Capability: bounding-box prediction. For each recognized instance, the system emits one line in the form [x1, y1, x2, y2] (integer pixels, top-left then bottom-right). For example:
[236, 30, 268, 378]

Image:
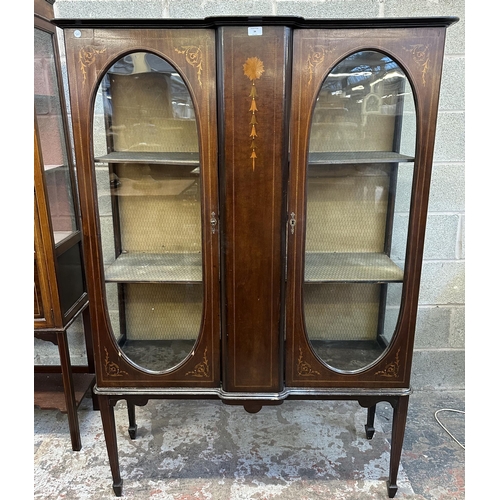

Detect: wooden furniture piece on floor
[34, 0, 97, 452]
[55, 15, 457, 494]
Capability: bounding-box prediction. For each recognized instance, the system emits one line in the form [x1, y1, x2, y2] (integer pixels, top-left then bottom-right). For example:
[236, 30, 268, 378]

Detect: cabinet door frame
[285, 26, 448, 388]
[63, 27, 221, 388]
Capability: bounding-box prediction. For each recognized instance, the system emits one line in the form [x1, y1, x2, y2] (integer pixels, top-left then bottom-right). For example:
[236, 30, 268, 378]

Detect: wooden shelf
[34, 373, 95, 413]
[105, 252, 203, 283]
[308, 151, 414, 165]
[95, 151, 199, 165]
[304, 252, 404, 283]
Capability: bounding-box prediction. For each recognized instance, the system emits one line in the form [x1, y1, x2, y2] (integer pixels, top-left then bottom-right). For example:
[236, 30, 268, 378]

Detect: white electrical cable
[434, 409, 465, 450]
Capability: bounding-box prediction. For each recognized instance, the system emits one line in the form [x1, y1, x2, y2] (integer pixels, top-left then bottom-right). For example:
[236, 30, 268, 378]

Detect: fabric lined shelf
[304, 252, 404, 282]
[104, 252, 202, 283]
[105, 252, 402, 284]
[95, 151, 200, 165]
[308, 151, 414, 165]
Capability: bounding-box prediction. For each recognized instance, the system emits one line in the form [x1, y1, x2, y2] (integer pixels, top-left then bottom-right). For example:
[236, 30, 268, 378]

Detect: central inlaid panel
[220, 26, 289, 392]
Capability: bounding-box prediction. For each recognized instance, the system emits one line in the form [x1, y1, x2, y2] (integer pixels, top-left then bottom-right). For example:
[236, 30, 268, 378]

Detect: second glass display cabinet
[55, 15, 457, 497]
[34, 0, 96, 452]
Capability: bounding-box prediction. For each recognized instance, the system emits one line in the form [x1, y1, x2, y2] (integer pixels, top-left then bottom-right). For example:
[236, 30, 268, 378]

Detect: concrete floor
[34, 390, 465, 499]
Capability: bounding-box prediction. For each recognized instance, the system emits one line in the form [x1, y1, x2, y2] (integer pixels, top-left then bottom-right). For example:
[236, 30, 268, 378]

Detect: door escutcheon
[289, 212, 296, 234]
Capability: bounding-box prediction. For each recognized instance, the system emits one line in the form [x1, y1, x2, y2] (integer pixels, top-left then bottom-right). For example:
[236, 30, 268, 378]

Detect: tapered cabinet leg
[57, 331, 81, 451]
[387, 395, 409, 498]
[365, 404, 376, 439]
[98, 395, 123, 496]
[127, 402, 137, 439]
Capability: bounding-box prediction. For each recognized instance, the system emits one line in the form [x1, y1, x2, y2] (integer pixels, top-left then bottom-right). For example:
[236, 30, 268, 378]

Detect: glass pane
[93, 52, 202, 373]
[34, 28, 77, 244]
[304, 50, 416, 372]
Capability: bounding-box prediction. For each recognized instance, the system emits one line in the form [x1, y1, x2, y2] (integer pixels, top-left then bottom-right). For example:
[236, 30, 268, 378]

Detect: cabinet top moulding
[52, 16, 459, 30]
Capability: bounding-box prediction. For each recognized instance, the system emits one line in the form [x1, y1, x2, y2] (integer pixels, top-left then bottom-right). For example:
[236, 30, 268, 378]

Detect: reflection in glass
[34, 28, 77, 244]
[304, 51, 415, 372]
[93, 52, 202, 372]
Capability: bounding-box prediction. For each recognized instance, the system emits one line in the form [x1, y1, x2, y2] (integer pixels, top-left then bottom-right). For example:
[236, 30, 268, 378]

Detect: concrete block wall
[45, 0, 465, 390]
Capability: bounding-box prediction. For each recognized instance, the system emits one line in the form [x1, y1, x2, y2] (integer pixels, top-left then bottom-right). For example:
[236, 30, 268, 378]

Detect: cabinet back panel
[124, 283, 202, 341]
[116, 165, 201, 254]
[304, 283, 380, 341]
[109, 72, 198, 153]
[310, 116, 396, 153]
[305, 167, 390, 253]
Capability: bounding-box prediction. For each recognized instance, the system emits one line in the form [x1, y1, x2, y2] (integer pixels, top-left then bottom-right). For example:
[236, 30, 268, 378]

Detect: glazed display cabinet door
[64, 28, 220, 387]
[286, 27, 447, 388]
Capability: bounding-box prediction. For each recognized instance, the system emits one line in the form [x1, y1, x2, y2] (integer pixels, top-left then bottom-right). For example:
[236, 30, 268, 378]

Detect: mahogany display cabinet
[54, 14, 457, 496]
[34, 0, 97, 452]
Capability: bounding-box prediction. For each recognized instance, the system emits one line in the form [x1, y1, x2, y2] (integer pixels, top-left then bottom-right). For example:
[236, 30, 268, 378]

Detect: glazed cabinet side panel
[286, 27, 448, 388]
[34, 194, 55, 327]
[34, 127, 58, 329]
[63, 27, 220, 387]
[219, 26, 289, 393]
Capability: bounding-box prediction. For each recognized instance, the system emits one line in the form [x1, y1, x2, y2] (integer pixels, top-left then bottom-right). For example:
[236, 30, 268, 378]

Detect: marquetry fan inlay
[243, 57, 265, 170]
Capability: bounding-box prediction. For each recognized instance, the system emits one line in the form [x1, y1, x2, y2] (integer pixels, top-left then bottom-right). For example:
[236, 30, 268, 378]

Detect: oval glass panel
[93, 52, 202, 372]
[304, 50, 416, 372]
